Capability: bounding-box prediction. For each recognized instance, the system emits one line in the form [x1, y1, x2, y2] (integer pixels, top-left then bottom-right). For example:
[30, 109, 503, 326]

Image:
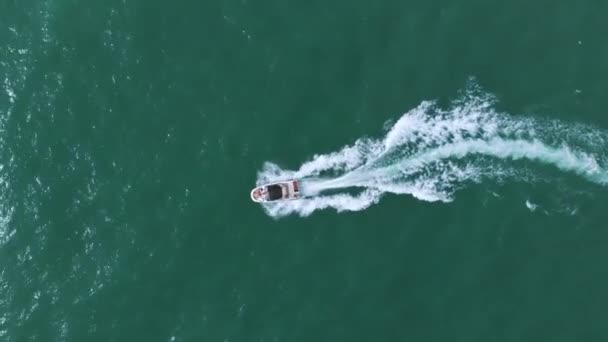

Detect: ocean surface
[2, 0, 608, 341]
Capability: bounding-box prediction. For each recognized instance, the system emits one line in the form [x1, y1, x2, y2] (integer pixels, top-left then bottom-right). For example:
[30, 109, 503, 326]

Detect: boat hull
[251, 180, 301, 203]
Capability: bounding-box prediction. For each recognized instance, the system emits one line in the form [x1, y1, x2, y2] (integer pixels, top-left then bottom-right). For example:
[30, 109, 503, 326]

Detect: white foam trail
[256, 86, 608, 217]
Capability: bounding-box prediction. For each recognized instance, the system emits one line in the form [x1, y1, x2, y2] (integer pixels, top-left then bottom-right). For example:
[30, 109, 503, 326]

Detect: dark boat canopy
[267, 184, 283, 200]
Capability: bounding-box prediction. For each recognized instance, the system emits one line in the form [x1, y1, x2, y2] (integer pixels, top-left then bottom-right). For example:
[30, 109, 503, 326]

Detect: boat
[250, 180, 301, 203]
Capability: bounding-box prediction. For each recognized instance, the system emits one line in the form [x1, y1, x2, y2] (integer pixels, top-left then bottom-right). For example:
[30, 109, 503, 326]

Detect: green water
[2, 0, 608, 341]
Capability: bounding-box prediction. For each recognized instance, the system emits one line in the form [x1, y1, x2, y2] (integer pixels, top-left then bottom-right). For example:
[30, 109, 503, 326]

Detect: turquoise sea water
[2, 1, 608, 341]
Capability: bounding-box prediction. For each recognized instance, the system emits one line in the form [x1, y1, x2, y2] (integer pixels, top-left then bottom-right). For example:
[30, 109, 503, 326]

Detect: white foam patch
[4, 78, 16, 104]
[526, 200, 539, 212]
[256, 85, 608, 217]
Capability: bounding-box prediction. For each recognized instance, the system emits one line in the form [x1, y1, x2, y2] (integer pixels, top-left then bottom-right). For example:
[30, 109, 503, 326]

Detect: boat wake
[255, 84, 608, 217]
